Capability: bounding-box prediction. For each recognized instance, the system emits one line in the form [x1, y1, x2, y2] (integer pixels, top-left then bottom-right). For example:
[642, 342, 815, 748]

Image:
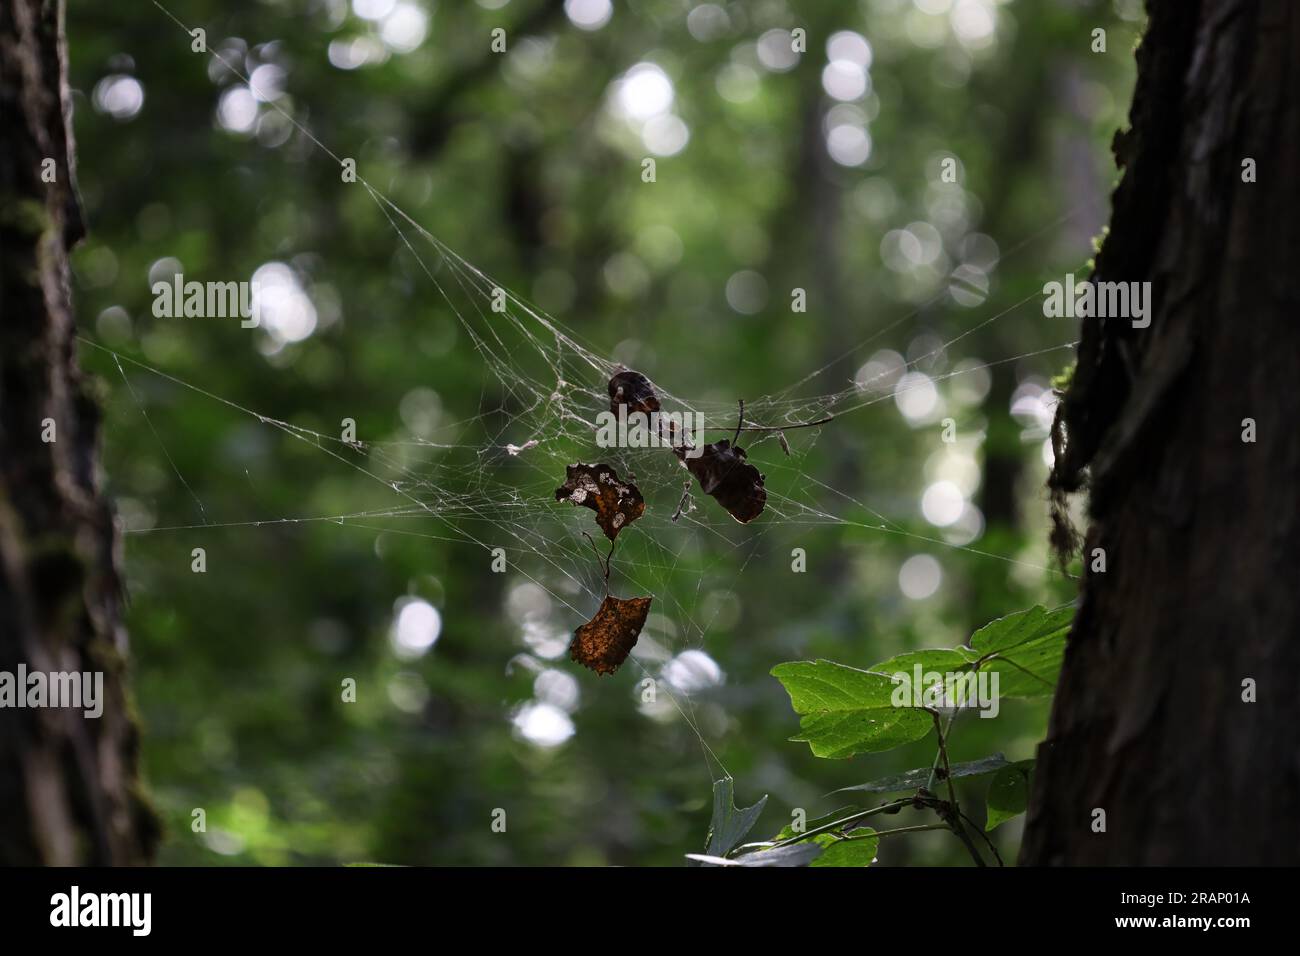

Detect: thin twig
[926, 712, 957, 791]
[958, 808, 1004, 866]
[766, 798, 917, 850]
[930, 710, 985, 867]
[864, 823, 949, 839]
[733, 399, 744, 445]
[703, 414, 834, 433]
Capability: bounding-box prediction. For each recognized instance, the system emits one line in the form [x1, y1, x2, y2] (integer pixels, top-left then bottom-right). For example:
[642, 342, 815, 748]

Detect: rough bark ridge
[0, 0, 157, 864]
[1022, 0, 1300, 864]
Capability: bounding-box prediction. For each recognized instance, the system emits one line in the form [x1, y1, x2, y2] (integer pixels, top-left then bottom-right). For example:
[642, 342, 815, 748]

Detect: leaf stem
[580, 531, 615, 583]
[926, 712, 957, 792]
[930, 709, 985, 867]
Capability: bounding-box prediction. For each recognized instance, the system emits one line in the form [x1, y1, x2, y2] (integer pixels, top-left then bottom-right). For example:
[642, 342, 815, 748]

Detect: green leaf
[762, 813, 878, 867]
[985, 760, 1035, 830]
[969, 605, 1073, 655]
[969, 605, 1074, 698]
[869, 648, 978, 679]
[769, 806, 859, 842]
[771, 660, 933, 758]
[809, 830, 878, 867]
[704, 777, 768, 858]
[831, 753, 1012, 796]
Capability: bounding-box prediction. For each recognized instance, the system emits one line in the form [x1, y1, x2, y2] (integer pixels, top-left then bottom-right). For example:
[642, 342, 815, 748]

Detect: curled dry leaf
[570, 594, 653, 676]
[608, 367, 693, 451]
[604, 366, 768, 522]
[678, 439, 767, 524]
[554, 462, 645, 541]
[608, 368, 660, 416]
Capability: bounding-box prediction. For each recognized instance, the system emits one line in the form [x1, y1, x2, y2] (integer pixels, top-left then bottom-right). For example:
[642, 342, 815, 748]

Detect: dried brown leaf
[554, 462, 645, 541]
[608, 368, 660, 416]
[679, 439, 767, 523]
[570, 594, 652, 676]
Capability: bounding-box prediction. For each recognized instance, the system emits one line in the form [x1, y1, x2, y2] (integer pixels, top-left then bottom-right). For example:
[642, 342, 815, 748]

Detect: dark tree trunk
[0, 0, 157, 864]
[1021, 0, 1300, 865]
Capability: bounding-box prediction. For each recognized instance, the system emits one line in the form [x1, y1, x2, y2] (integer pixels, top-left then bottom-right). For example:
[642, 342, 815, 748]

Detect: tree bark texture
[1022, 0, 1300, 864]
[0, 0, 157, 865]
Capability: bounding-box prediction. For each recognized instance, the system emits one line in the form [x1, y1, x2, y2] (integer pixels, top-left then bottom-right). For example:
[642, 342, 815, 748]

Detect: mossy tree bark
[0, 0, 157, 864]
[1021, 0, 1300, 864]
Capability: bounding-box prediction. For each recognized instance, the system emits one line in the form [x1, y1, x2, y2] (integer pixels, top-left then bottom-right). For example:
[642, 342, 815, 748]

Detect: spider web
[98, 2, 1086, 784]
[87, 207, 1075, 781]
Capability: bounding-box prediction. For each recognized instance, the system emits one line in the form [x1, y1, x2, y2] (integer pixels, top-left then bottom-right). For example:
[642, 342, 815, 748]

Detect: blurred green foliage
[66, 0, 1139, 865]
